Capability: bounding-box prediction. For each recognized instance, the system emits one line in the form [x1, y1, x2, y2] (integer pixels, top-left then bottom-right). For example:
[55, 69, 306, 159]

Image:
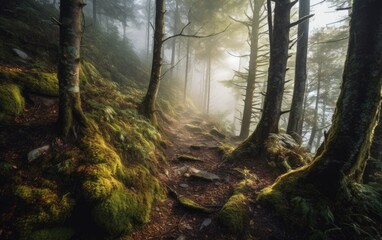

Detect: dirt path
[131, 111, 283, 240]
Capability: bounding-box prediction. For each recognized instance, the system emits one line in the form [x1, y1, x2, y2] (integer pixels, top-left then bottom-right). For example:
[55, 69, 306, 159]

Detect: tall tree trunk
[146, 0, 152, 61]
[232, 0, 294, 158]
[239, 0, 265, 140]
[264, 0, 382, 200]
[314, 98, 326, 150]
[183, 37, 190, 103]
[58, 0, 88, 138]
[170, 0, 179, 79]
[92, 0, 97, 24]
[308, 68, 321, 149]
[139, 0, 165, 124]
[206, 55, 211, 114]
[287, 0, 310, 141]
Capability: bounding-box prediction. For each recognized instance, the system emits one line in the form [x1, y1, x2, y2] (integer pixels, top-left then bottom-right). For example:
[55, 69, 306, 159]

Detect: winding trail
[131, 110, 282, 240]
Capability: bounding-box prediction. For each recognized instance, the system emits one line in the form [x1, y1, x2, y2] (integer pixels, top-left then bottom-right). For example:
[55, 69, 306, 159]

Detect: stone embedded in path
[174, 165, 220, 181]
[187, 166, 220, 181]
[209, 128, 226, 140]
[177, 155, 204, 162]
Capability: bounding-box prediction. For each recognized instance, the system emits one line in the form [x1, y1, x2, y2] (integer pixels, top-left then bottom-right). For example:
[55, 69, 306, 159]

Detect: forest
[0, 0, 381, 239]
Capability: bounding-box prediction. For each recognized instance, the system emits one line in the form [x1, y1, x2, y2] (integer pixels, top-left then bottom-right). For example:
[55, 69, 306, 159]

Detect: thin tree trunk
[92, 0, 97, 24]
[146, 0, 152, 61]
[170, 0, 179, 79]
[139, 0, 165, 124]
[308, 69, 321, 149]
[239, 0, 265, 140]
[287, 0, 310, 141]
[183, 37, 190, 103]
[206, 55, 211, 114]
[232, 0, 294, 158]
[58, 0, 88, 137]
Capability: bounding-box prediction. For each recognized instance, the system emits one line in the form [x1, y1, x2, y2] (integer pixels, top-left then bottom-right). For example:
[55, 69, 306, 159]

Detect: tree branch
[163, 23, 230, 43]
[289, 14, 314, 28]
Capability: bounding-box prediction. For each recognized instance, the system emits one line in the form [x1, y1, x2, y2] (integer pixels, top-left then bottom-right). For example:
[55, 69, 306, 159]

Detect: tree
[287, 0, 311, 142]
[58, 0, 88, 137]
[231, 0, 296, 158]
[259, 0, 382, 237]
[139, 0, 165, 124]
[239, 0, 266, 140]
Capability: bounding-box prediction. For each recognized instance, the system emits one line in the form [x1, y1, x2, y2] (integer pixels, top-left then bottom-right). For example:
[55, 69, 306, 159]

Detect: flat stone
[12, 48, 29, 60]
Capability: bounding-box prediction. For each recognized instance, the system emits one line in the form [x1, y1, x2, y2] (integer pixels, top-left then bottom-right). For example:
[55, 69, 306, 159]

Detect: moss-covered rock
[0, 83, 25, 118]
[0, 70, 58, 96]
[30, 227, 75, 240]
[76, 133, 165, 236]
[218, 193, 249, 238]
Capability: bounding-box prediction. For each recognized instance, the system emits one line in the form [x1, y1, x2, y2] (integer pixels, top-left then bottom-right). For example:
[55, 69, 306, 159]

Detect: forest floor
[130, 109, 288, 240]
[0, 96, 289, 240]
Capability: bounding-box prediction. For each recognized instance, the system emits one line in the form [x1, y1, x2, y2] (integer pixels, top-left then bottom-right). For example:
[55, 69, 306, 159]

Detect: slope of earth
[130, 109, 291, 240]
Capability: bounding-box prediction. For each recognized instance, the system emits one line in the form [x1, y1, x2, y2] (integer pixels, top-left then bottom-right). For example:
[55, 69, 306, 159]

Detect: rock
[12, 48, 29, 60]
[200, 218, 212, 230]
[188, 166, 220, 181]
[209, 128, 226, 139]
[176, 234, 187, 240]
[177, 155, 204, 162]
[179, 183, 189, 188]
[190, 145, 203, 150]
[28, 145, 50, 162]
[185, 124, 203, 133]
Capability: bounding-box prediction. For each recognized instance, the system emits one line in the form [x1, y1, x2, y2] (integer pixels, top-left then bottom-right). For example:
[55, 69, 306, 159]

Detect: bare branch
[289, 14, 314, 28]
[229, 16, 250, 26]
[161, 55, 186, 78]
[51, 17, 62, 26]
[336, 7, 351, 11]
[311, 0, 326, 7]
[227, 51, 250, 58]
[280, 110, 291, 115]
[163, 23, 231, 43]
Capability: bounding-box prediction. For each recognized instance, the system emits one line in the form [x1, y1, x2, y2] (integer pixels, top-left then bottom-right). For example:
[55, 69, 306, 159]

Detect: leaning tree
[259, 0, 382, 238]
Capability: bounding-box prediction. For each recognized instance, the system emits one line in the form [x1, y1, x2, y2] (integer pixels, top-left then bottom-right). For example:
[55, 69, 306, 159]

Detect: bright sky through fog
[309, 0, 349, 30]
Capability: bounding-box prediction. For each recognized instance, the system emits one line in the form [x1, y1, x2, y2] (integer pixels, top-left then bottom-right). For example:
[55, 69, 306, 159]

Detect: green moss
[13, 185, 75, 239]
[76, 133, 165, 235]
[0, 83, 25, 116]
[178, 196, 214, 213]
[30, 227, 75, 240]
[0, 71, 58, 96]
[218, 194, 249, 237]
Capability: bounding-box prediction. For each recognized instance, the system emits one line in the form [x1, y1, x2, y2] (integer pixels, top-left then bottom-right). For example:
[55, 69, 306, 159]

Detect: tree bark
[146, 0, 152, 61]
[308, 68, 321, 149]
[232, 0, 293, 157]
[92, 0, 97, 24]
[170, 0, 179, 79]
[268, 0, 382, 200]
[139, 0, 165, 124]
[183, 37, 190, 103]
[239, 0, 265, 140]
[58, 0, 88, 138]
[287, 0, 310, 141]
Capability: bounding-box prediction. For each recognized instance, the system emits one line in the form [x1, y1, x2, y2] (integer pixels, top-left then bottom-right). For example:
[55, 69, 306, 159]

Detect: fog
[98, 0, 348, 147]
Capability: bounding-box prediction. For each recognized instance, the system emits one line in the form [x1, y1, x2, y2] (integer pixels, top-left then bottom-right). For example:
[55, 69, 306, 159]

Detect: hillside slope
[0, 1, 177, 239]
